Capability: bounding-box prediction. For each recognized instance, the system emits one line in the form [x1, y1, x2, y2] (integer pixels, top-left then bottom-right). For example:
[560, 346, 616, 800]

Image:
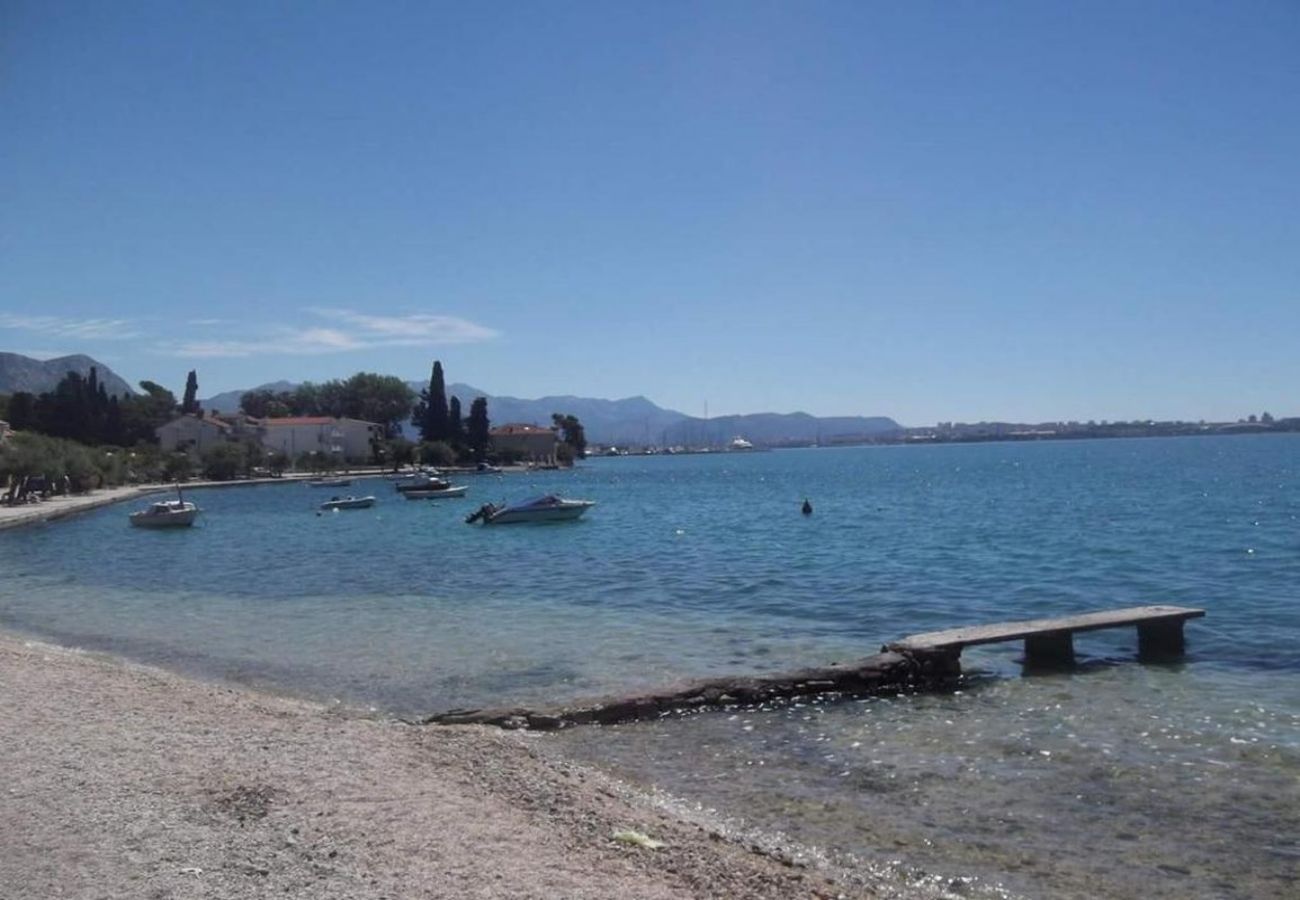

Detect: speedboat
[306, 477, 352, 487]
[402, 485, 468, 499]
[465, 494, 595, 525]
[129, 498, 199, 528]
[319, 495, 376, 510]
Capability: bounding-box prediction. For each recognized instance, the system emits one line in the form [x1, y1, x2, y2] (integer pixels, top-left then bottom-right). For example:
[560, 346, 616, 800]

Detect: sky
[2, 1, 1297, 426]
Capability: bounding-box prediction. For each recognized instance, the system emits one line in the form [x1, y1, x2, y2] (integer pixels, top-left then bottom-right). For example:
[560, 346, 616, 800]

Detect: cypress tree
[448, 395, 463, 449]
[466, 396, 490, 463]
[181, 370, 200, 415]
[420, 361, 450, 442]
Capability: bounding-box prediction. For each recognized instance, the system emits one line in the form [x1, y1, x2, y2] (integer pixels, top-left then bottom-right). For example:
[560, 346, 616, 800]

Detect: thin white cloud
[308, 307, 499, 343]
[0, 313, 139, 340]
[155, 308, 498, 358]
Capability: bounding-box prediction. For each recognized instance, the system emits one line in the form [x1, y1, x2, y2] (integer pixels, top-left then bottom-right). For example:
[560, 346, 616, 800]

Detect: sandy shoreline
[0, 631, 884, 899]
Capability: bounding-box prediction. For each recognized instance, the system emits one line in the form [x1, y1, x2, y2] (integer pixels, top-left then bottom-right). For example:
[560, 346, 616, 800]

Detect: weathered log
[422, 648, 959, 730]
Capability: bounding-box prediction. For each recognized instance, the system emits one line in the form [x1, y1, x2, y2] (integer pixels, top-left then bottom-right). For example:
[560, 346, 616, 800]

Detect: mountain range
[0, 352, 136, 398]
[203, 379, 900, 446]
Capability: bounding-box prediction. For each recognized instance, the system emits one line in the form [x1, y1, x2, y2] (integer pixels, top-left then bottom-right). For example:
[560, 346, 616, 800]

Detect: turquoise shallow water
[2, 435, 1298, 897]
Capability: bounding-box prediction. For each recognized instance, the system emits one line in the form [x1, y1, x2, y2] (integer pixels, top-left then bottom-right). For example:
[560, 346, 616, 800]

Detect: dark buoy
[801, 498, 813, 515]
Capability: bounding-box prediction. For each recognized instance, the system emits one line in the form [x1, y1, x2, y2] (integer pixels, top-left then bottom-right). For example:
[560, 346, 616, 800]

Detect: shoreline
[0, 466, 533, 532]
[0, 629, 894, 899]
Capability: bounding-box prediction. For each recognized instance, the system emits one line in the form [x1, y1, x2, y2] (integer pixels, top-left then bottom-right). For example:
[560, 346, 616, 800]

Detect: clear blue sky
[2, 1, 1297, 425]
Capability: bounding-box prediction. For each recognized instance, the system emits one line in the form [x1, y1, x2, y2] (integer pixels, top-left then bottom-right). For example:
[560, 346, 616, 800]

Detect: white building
[155, 414, 234, 453]
[255, 417, 381, 463]
[0, 419, 10, 442]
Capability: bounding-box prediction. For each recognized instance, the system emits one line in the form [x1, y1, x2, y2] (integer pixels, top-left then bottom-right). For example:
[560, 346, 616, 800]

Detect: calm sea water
[2, 435, 1297, 897]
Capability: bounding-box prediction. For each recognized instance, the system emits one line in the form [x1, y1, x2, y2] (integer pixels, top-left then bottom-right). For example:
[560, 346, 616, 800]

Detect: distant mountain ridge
[0, 352, 135, 398]
[200, 378, 899, 446]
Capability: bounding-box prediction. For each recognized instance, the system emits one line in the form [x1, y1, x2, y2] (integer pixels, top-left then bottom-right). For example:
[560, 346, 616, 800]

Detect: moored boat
[306, 477, 352, 487]
[402, 485, 468, 499]
[319, 495, 377, 510]
[129, 498, 199, 528]
[395, 474, 450, 492]
[465, 494, 595, 525]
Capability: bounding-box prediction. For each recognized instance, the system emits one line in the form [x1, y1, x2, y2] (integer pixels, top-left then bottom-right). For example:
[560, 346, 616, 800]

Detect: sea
[1, 434, 1296, 898]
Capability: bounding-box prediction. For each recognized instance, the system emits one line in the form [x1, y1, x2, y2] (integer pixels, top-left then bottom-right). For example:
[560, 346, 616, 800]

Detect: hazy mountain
[0, 352, 135, 398]
[660, 412, 900, 447]
[202, 376, 897, 446]
[200, 380, 296, 415]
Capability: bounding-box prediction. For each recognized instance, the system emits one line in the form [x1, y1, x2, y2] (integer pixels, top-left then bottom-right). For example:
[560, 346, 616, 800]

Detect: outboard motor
[465, 503, 495, 524]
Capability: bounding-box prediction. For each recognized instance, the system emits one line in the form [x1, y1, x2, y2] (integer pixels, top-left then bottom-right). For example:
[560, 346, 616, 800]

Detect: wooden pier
[887, 604, 1206, 667]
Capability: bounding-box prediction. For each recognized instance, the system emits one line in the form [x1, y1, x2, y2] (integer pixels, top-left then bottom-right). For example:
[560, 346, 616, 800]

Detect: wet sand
[0, 632, 868, 899]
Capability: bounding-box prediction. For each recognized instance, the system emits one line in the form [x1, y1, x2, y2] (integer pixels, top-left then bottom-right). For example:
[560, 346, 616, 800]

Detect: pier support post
[1137, 619, 1186, 659]
[1023, 631, 1075, 669]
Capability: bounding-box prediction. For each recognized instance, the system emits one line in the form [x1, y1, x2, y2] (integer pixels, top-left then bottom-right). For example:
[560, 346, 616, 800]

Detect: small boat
[319, 495, 376, 510]
[387, 467, 440, 481]
[474, 463, 502, 474]
[402, 485, 468, 499]
[130, 498, 199, 528]
[306, 477, 352, 487]
[465, 494, 595, 525]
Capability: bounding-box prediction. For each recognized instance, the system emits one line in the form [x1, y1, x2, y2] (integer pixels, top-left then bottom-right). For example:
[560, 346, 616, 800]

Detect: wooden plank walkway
[887, 604, 1206, 666]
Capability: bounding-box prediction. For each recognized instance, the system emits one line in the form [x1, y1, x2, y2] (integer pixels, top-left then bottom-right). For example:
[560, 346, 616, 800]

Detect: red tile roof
[258, 417, 337, 426]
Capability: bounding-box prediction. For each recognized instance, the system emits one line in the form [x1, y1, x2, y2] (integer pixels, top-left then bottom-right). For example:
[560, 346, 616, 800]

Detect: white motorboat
[129, 498, 199, 528]
[402, 485, 468, 499]
[319, 495, 376, 510]
[306, 477, 352, 487]
[728, 436, 755, 451]
[465, 494, 595, 525]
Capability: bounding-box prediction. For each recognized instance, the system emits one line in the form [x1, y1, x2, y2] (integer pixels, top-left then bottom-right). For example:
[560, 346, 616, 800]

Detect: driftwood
[423, 647, 961, 731]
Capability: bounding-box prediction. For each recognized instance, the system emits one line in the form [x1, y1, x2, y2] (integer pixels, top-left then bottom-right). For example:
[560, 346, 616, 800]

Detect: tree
[6, 392, 34, 431]
[417, 440, 457, 468]
[448, 395, 464, 449]
[163, 452, 192, 482]
[267, 450, 290, 476]
[381, 437, 416, 470]
[466, 397, 491, 463]
[1262, 412, 1274, 424]
[120, 381, 178, 445]
[552, 413, 587, 461]
[339, 372, 414, 437]
[417, 361, 450, 442]
[181, 370, 200, 415]
[200, 442, 247, 480]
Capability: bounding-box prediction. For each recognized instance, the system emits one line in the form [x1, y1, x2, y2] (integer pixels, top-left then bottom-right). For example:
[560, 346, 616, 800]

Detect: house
[156, 414, 234, 454]
[0, 419, 10, 443]
[255, 416, 382, 463]
[489, 423, 559, 465]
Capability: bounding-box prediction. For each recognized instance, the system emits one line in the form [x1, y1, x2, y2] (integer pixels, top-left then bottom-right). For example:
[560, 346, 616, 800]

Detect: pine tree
[181, 370, 200, 415]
